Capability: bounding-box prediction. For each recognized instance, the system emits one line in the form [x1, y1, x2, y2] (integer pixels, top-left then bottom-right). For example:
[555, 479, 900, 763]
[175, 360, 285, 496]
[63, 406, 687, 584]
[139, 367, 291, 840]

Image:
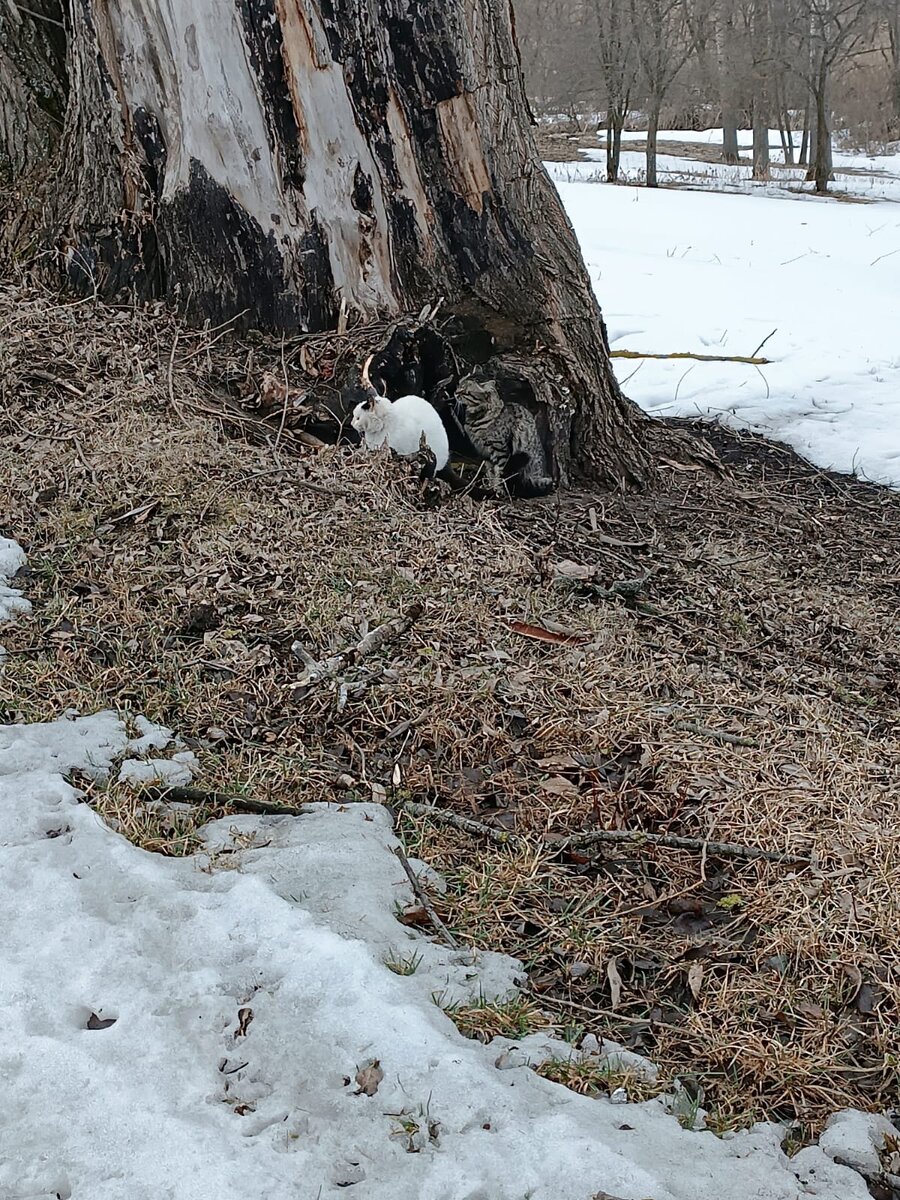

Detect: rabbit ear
[361, 354, 384, 397]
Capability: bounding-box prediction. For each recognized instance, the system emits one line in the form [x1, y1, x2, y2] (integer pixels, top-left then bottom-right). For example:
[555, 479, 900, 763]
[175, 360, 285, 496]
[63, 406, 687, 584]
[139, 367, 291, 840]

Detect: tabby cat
[456, 378, 553, 497]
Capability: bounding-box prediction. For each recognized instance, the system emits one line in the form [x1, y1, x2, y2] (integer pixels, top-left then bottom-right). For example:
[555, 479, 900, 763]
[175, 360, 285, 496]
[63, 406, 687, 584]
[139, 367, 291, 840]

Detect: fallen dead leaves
[352, 1060, 384, 1097]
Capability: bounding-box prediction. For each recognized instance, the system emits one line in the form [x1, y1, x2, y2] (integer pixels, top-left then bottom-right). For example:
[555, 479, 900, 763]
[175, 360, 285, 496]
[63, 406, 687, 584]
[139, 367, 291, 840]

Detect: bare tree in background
[883, 0, 900, 120]
[590, 0, 638, 179]
[742, 0, 773, 177]
[786, 0, 872, 191]
[712, 0, 746, 161]
[515, 0, 599, 117]
[629, 0, 694, 185]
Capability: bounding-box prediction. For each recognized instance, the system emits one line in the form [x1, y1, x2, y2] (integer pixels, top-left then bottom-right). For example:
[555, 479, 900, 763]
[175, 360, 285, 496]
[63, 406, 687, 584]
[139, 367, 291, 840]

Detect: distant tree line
[514, 0, 900, 191]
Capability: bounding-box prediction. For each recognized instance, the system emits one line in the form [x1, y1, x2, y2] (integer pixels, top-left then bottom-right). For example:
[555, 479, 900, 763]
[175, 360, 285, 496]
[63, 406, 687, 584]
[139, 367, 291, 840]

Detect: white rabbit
[351, 356, 449, 471]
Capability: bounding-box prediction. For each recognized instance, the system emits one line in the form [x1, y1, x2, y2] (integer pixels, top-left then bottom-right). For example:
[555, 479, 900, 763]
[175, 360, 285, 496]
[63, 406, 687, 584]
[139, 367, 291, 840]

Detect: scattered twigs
[398, 800, 525, 848]
[673, 720, 758, 748]
[24, 369, 85, 397]
[558, 827, 812, 867]
[292, 602, 425, 689]
[197, 466, 288, 524]
[133, 784, 306, 818]
[610, 349, 772, 365]
[384, 711, 431, 740]
[397, 800, 808, 865]
[393, 844, 459, 947]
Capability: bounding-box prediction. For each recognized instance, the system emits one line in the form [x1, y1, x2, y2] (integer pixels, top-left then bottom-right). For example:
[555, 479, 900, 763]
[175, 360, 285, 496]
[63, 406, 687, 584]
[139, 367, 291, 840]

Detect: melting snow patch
[126, 714, 180, 755]
[0, 710, 873, 1199]
[818, 1109, 899, 1176]
[118, 750, 199, 787]
[0, 710, 126, 780]
[0, 536, 32, 660]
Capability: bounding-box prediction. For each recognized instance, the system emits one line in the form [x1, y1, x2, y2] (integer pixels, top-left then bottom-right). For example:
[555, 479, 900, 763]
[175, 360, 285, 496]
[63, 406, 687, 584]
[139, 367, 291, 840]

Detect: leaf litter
[0, 281, 898, 1142]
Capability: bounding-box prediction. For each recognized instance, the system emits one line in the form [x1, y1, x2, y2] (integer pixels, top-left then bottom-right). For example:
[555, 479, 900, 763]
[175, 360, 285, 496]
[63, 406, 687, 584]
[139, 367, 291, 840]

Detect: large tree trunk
[10, 0, 650, 487]
[722, 112, 740, 164]
[0, 0, 67, 181]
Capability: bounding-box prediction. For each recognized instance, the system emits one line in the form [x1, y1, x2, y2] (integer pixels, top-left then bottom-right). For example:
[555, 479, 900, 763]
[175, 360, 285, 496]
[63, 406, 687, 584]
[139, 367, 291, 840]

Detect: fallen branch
[393, 845, 459, 948]
[610, 350, 771, 365]
[558, 827, 811, 867]
[398, 800, 807, 865]
[24, 368, 86, 397]
[673, 721, 757, 748]
[398, 799, 525, 847]
[133, 784, 306, 818]
[291, 602, 424, 688]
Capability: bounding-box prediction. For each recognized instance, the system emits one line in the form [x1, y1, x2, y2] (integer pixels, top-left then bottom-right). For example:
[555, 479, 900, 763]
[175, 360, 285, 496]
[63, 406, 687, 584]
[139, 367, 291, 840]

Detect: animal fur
[456, 378, 553, 496]
[351, 356, 449, 471]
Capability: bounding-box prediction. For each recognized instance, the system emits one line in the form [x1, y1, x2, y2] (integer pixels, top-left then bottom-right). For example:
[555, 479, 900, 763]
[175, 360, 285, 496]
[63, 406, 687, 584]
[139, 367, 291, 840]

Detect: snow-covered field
[548, 130, 900, 486]
[0, 538, 887, 1198]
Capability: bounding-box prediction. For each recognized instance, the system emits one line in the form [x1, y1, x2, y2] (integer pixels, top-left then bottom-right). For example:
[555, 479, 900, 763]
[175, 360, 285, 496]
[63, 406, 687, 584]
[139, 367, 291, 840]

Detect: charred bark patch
[59, 225, 159, 304]
[370, 323, 460, 403]
[382, 8, 463, 106]
[297, 214, 338, 332]
[386, 195, 425, 286]
[161, 160, 301, 330]
[238, 0, 305, 188]
[436, 190, 530, 285]
[351, 163, 374, 214]
[132, 106, 166, 201]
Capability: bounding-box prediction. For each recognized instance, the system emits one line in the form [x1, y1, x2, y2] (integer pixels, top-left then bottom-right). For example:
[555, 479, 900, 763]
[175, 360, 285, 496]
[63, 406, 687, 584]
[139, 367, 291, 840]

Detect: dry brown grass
[1, 281, 898, 1136]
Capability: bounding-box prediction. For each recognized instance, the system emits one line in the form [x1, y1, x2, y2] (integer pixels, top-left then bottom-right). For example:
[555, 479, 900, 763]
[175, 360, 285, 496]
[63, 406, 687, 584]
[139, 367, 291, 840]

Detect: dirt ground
[1, 282, 898, 1137]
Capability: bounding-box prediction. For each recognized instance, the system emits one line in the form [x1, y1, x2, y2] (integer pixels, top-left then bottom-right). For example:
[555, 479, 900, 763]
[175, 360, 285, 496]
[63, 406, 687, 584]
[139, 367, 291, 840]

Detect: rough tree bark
[4, 0, 652, 488]
[0, 0, 66, 181]
[721, 111, 741, 164]
[713, 1, 741, 163]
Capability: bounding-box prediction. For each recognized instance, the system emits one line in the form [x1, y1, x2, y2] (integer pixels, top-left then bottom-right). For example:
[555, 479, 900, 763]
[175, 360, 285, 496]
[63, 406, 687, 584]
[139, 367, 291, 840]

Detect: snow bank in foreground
[0, 712, 876, 1199]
